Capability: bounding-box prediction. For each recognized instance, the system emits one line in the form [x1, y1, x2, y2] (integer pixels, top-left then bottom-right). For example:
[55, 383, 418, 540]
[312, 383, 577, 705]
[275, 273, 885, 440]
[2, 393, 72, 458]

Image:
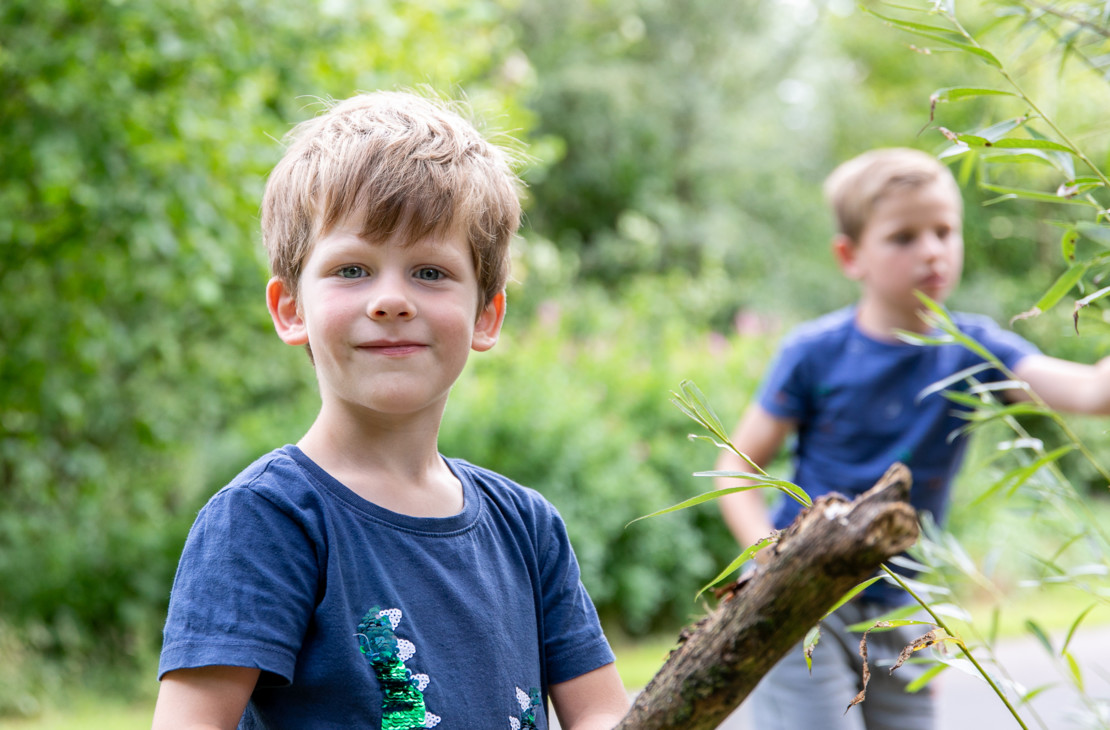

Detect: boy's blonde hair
[261, 91, 522, 311]
[823, 147, 962, 242]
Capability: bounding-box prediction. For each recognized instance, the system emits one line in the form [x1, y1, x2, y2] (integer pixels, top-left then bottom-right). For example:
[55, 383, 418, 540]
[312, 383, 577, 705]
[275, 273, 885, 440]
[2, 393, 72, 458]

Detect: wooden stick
[615, 463, 919, 730]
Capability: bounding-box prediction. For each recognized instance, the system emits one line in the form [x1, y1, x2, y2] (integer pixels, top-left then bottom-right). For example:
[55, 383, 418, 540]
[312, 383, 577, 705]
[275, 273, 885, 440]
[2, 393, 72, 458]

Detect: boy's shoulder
[781, 306, 857, 349]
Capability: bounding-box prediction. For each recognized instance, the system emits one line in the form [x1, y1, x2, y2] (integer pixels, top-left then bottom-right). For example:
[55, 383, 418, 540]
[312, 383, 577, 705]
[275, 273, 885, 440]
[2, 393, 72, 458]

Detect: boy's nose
[367, 278, 415, 320]
[921, 233, 946, 258]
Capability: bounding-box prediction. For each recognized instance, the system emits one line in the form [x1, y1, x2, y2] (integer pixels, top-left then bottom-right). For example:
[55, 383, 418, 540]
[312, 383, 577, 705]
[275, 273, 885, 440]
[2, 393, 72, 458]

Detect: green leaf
[988, 138, 1075, 153]
[804, 624, 821, 673]
[1025, 619, 1054, 654]
[1031, 262, 1091, 313]
[1074, 285, 1110, 332]
[1062, 603, 1097, 656]
[971, 445, 1075, 504]
[930, 87, 1016, 103]
[823, 576, 884, 619]
[979, 182, 1095, 206]
[845, 603, 924, 631]
[696, 534, 777, 598]
[626, 486, 752, 525]
[1061, 226, 1078, 263]
[1076, 221, 1110, 247]
[905, 662, 948, 693]
[696, 470, 812, 506]
[915, 362, 994, 403]
[1063, 650, 1084, 692]
[862, 7, 960, 36]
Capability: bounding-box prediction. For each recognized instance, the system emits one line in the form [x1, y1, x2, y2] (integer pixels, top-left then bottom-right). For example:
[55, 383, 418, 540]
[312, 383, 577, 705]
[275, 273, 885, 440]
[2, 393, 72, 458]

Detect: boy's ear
[266, 276, 309, 346]
[471, 291, 506, 353]
[832, 234, 863, 280]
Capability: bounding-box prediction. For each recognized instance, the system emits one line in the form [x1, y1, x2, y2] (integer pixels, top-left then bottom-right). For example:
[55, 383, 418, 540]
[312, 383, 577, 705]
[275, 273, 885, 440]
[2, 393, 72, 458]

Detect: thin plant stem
[881, 566, 1034, 730]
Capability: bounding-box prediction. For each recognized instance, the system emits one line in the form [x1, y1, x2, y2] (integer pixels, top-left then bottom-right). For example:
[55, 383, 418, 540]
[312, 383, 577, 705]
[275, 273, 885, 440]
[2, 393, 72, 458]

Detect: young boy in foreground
[152, 91, 628, 730]
[716, 147, 1110, 729]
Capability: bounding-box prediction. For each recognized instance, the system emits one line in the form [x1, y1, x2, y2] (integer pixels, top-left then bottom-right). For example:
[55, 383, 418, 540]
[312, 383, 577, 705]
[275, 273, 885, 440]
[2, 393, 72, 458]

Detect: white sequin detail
[515, 687, 531, 711]
[379, 608, 403, 631]
[424, 712, 441, 728]
[413, 673, 430, 692]
[509, 718, 521, 730]
[397, 638, 416, 662]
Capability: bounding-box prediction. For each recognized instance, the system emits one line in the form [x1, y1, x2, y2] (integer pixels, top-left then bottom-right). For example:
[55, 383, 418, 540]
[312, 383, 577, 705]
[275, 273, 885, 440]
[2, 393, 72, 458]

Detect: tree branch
[616, 463, 919, 730]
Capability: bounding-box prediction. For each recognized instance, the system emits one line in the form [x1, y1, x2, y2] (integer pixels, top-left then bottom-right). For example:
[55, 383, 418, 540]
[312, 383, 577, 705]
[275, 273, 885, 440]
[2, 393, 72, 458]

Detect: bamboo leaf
[905, 662, 948, 693]
[1025, 619, 1054, 654]
[863, 7, 961, 35]
[971, 445, 1075, 505]
[823, 577, 884, 619]
[1076, 221, 1110, 247]
[1062, 604, 1097, 656]
[804, 624, 821, 672]
[915, 362, 994, 403]
[1074, 285, 1110, 333]
[988, 138, 1076, 153]
[1061, 226, 1078, 263]
[931, 86, 1016, 103]
[696, 534, 777, 598]
[1031, 262, 1091, 314]
[979, 182, 1095, 206]
[697, 470, 811, 506]
[1063, 651, 1084, 692]
[626, 486, 757, 525]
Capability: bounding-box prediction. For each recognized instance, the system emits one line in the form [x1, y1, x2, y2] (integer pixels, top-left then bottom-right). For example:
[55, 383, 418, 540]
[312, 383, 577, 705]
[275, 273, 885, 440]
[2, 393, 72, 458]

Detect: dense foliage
[0, 0, 521, 712]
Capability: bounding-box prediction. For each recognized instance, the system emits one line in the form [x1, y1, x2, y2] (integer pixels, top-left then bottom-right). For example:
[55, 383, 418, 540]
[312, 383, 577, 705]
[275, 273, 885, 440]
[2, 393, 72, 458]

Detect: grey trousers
[750, 601, 937, 730]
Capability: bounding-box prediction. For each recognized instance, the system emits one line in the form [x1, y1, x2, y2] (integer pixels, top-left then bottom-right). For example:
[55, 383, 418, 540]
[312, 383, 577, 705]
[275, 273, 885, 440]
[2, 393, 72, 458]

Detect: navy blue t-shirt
[758, 307, 1038, 598]
[159, 446, 615, 729]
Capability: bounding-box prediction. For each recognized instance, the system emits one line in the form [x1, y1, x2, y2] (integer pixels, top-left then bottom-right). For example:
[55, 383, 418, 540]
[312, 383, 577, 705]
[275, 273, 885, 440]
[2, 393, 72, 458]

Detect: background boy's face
[838, 179, 964, 315]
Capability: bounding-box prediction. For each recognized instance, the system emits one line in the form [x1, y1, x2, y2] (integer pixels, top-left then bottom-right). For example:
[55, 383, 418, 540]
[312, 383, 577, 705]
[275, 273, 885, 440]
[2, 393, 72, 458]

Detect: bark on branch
[616, 463, 919, 730]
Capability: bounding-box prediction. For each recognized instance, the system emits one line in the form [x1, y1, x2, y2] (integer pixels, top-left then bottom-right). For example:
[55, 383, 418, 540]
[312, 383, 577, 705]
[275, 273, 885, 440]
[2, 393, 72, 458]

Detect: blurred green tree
[0, 0, 523, 692]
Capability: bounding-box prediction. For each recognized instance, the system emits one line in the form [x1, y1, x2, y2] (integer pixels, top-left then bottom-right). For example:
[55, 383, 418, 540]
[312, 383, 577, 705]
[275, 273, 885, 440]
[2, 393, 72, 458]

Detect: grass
[0, 698, 152, 730]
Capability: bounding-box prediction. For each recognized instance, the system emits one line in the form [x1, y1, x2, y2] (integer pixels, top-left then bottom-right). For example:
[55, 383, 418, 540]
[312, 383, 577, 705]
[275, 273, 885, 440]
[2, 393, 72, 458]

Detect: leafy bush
[0, 0, 523, 713]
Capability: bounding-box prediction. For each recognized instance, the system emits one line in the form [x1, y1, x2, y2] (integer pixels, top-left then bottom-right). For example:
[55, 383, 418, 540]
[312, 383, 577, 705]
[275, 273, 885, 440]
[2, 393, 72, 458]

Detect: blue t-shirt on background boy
[152, 92, 629, 730]
[716, 147, 1110, 730]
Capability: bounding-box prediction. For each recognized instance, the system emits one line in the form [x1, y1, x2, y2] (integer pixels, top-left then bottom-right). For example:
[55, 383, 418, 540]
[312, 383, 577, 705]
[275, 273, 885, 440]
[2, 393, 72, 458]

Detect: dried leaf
[846, 627, 879, 713]
[891, 629, 940, 673]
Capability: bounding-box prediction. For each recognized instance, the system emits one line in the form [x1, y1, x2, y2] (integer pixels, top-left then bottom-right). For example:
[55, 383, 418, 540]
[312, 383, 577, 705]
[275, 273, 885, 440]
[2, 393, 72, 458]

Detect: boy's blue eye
[338, 266, 366, 279]
[415, 267, 444, 281]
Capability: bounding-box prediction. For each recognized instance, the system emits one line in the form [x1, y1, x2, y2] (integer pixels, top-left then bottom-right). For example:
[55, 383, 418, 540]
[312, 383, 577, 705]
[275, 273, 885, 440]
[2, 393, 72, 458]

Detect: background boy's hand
[1012, 353, 1110, 415]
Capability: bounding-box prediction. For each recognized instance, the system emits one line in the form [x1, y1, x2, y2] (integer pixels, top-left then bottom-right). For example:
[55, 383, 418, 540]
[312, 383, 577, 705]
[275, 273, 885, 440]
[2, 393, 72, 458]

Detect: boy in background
[716, 147, 1110, 729]
[153, 91, 628, 729]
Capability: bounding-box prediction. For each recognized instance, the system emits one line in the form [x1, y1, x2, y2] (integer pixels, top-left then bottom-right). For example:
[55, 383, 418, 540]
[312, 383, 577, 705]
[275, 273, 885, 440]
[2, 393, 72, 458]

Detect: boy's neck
[296, 407, 464, 518]
[853, 299, 935, 341]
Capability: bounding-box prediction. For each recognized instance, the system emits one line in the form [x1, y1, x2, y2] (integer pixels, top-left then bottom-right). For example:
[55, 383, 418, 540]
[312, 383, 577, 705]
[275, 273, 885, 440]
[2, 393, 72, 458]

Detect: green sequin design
[514, 687, 543, 730]
[356, 608, 435, 730]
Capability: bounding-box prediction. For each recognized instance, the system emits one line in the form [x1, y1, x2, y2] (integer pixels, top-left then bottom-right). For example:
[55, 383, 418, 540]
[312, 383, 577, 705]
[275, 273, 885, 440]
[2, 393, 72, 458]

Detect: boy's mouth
[359, 340, 426, 356]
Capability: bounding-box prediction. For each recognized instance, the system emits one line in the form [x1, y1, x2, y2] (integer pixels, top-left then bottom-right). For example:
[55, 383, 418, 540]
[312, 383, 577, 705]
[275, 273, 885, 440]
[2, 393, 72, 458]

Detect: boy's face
[836, 179, 964, 317]
[266, 221, 504, 421]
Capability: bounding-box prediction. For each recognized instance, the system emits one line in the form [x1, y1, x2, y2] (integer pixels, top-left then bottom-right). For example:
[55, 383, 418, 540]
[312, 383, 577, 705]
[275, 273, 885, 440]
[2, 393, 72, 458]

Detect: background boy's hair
[823, 147, 962, 242]
[261, 90, 523, 311]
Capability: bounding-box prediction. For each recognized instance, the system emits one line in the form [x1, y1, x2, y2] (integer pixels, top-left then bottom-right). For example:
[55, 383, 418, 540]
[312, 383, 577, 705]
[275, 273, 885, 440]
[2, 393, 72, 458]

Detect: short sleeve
[757, 334, 813, 422]
[158, 482, 321, 685]
[536, 505, 616, 685]
[968, 315, 1041, 372]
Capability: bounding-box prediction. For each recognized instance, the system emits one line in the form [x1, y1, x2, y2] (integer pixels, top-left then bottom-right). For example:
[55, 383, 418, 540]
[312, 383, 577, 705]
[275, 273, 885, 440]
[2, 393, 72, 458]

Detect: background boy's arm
[549, 662, 630, 729]
[714, 404, 795, 562]
[1012, 354, 1110, 415]
[152, 665, 260, 730]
